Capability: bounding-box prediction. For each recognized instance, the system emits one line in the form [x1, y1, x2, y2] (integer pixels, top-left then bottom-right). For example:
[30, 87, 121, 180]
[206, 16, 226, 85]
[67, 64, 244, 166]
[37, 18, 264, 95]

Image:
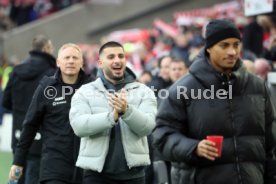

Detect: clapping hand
[108, 88, 128, 121]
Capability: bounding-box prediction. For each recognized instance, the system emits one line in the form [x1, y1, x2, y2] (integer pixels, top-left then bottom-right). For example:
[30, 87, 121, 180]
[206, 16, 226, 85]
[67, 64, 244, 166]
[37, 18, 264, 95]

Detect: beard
[104, 68, 124, 81]
[112, 75, 124, 81]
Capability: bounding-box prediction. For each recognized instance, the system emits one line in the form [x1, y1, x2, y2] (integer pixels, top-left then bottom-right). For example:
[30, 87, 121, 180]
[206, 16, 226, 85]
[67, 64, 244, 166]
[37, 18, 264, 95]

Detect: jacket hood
[97, 67, 136, 91]
[14, 51, 56, 80]
[189, 49, 248, 93]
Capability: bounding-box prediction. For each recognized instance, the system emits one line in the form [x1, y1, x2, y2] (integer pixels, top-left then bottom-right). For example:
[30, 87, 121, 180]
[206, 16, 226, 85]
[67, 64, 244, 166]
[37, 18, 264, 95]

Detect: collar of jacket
[29, 50, 56, 68]
[96, 67, 137, 92]
[92, 78, 140, 93]
[49, 69, 88, 86]
[189, 49, 248, 92]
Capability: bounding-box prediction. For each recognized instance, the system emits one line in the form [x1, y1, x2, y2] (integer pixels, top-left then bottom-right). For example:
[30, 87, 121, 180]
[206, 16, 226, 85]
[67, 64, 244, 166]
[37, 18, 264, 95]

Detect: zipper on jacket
[99, 90, 113, 172]
[228, 84, 243, 184]
[119, 121, 132, 169]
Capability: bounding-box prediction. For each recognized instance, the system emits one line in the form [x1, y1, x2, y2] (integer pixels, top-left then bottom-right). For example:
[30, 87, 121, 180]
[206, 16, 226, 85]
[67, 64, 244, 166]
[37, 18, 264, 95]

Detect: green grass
[0, 151, 12, 184]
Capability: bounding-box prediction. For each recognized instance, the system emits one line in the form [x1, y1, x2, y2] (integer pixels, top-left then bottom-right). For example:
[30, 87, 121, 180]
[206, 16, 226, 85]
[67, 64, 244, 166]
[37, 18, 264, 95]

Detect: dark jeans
[83, 170, 145, 184]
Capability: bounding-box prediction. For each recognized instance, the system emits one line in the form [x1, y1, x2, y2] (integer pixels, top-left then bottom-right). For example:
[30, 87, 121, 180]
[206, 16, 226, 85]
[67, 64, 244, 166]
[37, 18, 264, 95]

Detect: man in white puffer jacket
[69, 41, 157, 184]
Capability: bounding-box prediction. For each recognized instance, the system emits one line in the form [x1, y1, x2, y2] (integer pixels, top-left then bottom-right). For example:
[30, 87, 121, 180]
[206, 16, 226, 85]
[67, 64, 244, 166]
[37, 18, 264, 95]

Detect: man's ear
[98, 59, 103, 69]
[56, 59, 60, 68]
[206, 48, 210, 55]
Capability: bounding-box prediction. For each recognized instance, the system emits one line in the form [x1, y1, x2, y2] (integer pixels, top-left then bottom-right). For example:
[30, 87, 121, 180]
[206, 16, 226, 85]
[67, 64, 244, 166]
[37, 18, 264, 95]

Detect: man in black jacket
[153, 19, 276, 184]
[8, 43, 93, 184]
[147, 55, 172, 98]
[3, 34, 56, 184]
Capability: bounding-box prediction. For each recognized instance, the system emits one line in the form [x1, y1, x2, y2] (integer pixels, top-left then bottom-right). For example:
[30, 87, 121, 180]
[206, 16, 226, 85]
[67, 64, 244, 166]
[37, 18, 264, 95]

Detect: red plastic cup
[206, 135, 224, 157]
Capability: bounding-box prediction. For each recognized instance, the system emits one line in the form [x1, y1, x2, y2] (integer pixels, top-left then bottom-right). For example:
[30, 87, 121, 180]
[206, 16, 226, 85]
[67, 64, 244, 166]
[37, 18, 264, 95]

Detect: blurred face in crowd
[57, 44, 83, 77]
[242, 59, 256, 74]
[257, 15, 273, 30]
[207, 38, 241, 74]
[159, 56, 172, 81]
[99, 46, 126, 83]
[174, 33, 190, 48]
[139, 72, 152, 84]
[254, 58, 271, 80]
[169, 61, 188, 82]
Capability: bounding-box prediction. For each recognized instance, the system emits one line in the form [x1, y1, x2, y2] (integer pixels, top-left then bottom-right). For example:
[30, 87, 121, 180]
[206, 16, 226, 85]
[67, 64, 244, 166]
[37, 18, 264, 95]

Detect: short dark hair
[140, 70, 152, 78]
[158, 55, 171, 68]
[99, 41, 124, 56]
[170, 58, 189, 68]
[32, 34, 50, 51]
[171, 58, 184, 64]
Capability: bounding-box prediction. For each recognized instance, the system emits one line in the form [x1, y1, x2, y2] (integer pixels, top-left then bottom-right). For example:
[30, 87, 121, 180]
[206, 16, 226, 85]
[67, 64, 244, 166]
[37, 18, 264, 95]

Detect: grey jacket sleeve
[69, 88, 116, 138]
[121, 85, 157, 137]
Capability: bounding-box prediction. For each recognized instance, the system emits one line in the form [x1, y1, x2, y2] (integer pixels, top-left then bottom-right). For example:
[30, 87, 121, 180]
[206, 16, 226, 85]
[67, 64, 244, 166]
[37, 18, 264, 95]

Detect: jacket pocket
[79, 138, 87, 152]
[81, 136, 107, 157]
[123, 127, 149, 154]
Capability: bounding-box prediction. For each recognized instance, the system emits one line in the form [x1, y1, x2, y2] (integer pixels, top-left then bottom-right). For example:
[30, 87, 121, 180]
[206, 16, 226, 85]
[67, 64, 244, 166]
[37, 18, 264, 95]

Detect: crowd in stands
[0, 0, 275, 90]
[79, 0, 275, 85]
[0, 0, 86, 31]
[0, 0, 274, 89]
[0, 0, 276, 126]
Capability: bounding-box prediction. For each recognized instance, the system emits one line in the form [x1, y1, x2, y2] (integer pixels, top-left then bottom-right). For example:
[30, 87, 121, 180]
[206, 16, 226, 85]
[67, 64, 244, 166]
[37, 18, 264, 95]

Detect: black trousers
[41, 180, 74, 184]
[83, 170, 145, 184]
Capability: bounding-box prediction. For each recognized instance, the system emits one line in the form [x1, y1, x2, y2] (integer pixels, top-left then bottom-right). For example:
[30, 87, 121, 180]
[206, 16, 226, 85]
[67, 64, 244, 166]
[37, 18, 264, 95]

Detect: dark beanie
[205, 19, 241, 49]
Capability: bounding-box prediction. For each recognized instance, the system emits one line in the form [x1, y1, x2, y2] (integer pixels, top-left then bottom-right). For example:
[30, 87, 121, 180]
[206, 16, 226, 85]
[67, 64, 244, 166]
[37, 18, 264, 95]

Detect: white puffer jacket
[69, 78, 157, 172]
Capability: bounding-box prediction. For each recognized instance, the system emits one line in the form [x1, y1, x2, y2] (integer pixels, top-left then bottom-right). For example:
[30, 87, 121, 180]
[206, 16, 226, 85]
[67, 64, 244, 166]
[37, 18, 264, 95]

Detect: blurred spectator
[242, 59, 256, 74]
[2, 0, 84, 27]
[9, 43, 90, 184]
[147, 55, 172, 98]
[149, 57, 189, 184]
[2, 34, 56, 184]
[1, 62, 13, 90]
[241, 48, 257, 62]
[51, 0, 70, 10]
[169, 58, 188, 83]
[242, 16, 268, 57]
[262, 14, 276, 70]
[146, 56, 173, 184]
[78, 43, 99, 76]
[33, 0, 53, 18]
[171, 32, 191, 63]
[188, 34, 205, 64]
[9, 0, 36, 26]
[152, 34, 172, 59]
[0, 6, 14, 31]
[138, 70, 152, 84]
[254, 58, 272, 80]
[263, 35, 276, 62]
